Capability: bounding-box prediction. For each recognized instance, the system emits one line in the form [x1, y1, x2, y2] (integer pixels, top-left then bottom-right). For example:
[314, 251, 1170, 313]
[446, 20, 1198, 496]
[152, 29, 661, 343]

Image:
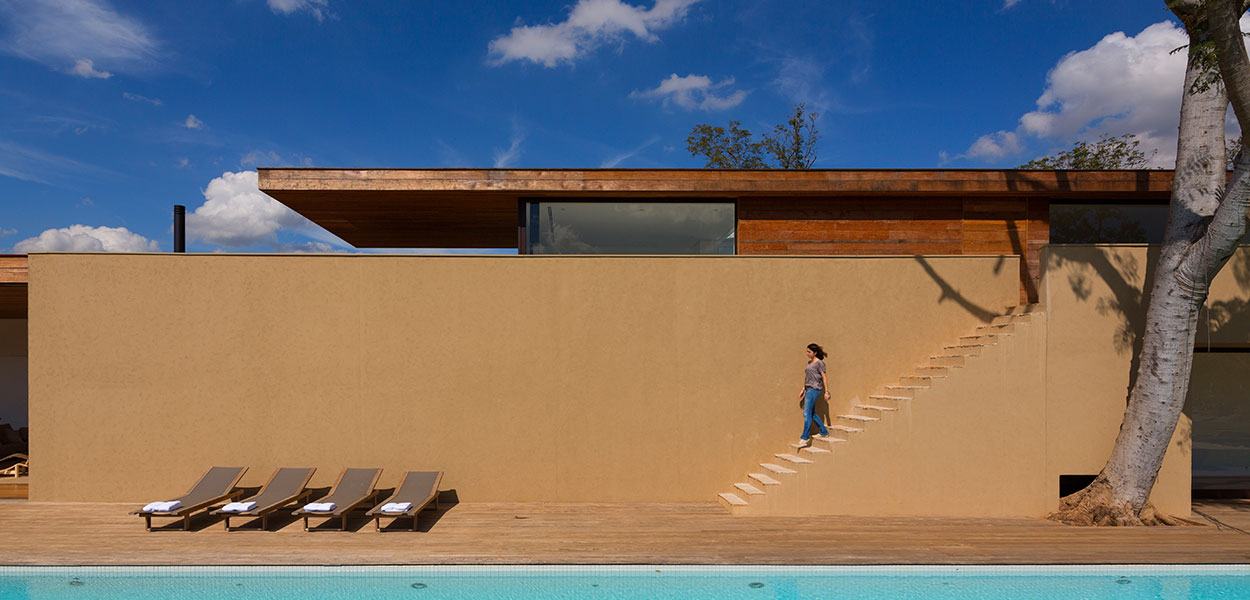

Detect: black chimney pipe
[173, 205, 185, 253]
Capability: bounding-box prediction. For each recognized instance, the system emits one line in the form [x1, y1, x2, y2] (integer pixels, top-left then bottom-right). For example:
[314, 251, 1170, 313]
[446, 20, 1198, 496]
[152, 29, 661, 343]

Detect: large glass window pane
[1050, 203, 1169, 244]
[525, 201, 735, 255]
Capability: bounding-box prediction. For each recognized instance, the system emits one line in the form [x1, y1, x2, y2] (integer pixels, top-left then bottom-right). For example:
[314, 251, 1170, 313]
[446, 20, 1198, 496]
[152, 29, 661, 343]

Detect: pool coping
[3, 564, 1250, 575]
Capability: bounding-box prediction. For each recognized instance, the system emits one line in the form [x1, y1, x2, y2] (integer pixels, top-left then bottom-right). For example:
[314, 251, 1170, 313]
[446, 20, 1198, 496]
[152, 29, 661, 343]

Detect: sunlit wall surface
[525, 202, 735, 255]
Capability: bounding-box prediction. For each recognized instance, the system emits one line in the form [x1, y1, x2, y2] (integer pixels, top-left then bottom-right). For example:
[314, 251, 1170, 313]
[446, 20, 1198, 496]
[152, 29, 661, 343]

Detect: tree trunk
[1050, 1, 1250, 526]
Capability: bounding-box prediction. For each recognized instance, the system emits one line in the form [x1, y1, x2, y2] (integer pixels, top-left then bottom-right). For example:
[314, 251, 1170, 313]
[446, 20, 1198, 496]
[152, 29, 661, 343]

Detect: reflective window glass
[525, 201, 735, 255]
[1050, 204, 1169, 244]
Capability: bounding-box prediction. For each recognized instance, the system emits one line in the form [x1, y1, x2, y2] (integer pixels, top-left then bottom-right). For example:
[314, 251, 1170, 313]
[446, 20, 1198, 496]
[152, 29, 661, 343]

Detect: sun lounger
[292, 467, 382, 531]
[210, 467, 316, 531]
[0, 453, 27, 478]
[129, 466, 248, 531]
[366, 471, 443, 532]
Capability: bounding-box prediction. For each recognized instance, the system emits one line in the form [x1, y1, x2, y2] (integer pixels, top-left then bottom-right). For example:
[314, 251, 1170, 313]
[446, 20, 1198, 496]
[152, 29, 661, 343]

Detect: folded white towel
[302, 502, 336, 512]
[381, 502, 413, 513]
[142, 500, 181, 513]
[221, 501, 257, 513]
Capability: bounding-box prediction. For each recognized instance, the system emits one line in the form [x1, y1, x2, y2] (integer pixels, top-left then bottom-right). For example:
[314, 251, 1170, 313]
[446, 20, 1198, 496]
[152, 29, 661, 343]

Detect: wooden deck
[1, 500, 1248, 566]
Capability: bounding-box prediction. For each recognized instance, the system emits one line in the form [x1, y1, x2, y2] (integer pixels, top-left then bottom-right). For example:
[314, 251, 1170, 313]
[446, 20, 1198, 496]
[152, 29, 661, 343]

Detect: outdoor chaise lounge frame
[365, 471, 443, 532]
[0, 452, 26, 478]
[292, 467, 382, 532]
[210, 467, 316, 531]
[129, 466, 248, 531]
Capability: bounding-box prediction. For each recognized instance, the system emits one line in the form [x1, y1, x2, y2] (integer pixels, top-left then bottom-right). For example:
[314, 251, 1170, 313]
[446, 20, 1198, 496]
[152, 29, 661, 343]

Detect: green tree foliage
[687, 104, 820, 169]
[1018, 133, 1155, 170]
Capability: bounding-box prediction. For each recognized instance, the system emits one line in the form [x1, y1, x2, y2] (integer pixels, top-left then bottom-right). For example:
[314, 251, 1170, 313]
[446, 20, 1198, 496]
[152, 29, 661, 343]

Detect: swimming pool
[1, 565, 1247, 599]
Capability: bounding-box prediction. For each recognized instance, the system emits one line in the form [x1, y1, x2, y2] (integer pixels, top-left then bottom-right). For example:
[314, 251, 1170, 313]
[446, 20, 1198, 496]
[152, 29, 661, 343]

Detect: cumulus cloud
[186, 170, 314, 248]
[489, 0, 698, 67]
[267, 0, 329, 20]
[122, 91, 161, 105]
[183, 114, 204, 129]
[960, 19, 1246, 167]
[631, 73, 747, 111]
[68, 58, 110, 78]
[0, 0, 158, 76]
[11, 224, 159, 252]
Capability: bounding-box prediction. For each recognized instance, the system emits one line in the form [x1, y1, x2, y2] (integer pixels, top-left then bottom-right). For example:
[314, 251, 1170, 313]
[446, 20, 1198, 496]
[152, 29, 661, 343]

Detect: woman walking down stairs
[717, 304, 1045, 516]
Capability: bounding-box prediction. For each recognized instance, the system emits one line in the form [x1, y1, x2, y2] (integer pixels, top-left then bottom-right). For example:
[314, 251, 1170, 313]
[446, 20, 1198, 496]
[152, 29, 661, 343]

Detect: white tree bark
[1054, 0, 1250, 524]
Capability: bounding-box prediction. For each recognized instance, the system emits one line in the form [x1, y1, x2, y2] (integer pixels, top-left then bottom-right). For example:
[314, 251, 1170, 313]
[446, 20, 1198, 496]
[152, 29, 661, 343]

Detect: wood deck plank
[1, 501, 1249, 565]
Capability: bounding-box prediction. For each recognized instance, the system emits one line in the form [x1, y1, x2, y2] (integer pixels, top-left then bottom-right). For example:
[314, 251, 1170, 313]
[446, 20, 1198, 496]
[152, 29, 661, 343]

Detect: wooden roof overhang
[257, 168, 1176, 249]
[0, 255, 27, 319]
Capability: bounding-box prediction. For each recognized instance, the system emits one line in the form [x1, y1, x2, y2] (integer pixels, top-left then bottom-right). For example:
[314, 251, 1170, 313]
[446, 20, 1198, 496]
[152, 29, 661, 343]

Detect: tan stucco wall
[29, 253, 1020, 503]
[0, 319, 27, 428]
[1038, 244, 1250, 516]
[741, 309, 1051, 517]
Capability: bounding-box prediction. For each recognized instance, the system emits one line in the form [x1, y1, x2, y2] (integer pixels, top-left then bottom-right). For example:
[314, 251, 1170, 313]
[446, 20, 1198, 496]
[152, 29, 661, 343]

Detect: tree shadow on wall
[1199, 251, 1250, 346]
[1051, 245, 1158, 402]
[913, 256, 1000, 324]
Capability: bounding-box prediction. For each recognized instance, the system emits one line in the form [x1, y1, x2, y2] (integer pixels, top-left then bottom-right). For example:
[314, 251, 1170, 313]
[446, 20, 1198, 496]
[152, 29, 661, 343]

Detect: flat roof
[258, 168, 1176, 248]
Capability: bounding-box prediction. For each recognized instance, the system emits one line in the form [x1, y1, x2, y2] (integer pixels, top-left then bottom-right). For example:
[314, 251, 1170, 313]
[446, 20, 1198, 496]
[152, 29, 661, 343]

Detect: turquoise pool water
[0, 566, 1247, 599]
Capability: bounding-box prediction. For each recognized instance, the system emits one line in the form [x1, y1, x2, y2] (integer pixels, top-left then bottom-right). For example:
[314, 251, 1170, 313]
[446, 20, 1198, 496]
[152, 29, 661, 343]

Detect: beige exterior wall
[29, 253, 1019, 503]
[0, 319, 27, 428]
[1038, 244, 1250, 516]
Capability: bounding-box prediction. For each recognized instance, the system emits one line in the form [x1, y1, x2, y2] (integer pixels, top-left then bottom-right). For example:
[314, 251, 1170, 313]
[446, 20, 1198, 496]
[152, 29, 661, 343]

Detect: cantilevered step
[748, 473, 781, 486]
[798, 445, 831, 454]
[718, 492, 748, 506]
[914, 367, 950, 377]
[870, 394, 912, 402]
[760, 463, 797, 475]
[855, 404, 897, 412]
[734, 482, 765, 495]
[976, 323, 1015, 334]
[929, 355, 967, 367]
[960, 335, 999, 345]
[838, 414, 878, 422]
[775, 453, 814, 465]
[829, 424, 863, 433]
[943, 344, 984, 356]
[898, 376, 937, 386]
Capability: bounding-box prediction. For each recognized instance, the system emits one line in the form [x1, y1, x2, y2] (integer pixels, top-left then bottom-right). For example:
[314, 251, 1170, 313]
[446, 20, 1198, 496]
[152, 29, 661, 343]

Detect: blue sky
[0, 0, 1202, 253]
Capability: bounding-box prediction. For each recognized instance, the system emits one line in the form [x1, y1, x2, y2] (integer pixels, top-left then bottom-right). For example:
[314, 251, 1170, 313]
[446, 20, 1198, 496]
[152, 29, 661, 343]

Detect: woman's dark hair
[807, 343, 826, 360]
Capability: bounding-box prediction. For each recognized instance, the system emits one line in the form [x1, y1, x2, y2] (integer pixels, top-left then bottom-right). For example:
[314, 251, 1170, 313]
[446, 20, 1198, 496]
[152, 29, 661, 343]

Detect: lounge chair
[210, 467, 316, 531]
[292, 467, 382, 531]
[130, 466, 248, 531]
[366, 471, 443, 532]
[0, 453, 27, 478]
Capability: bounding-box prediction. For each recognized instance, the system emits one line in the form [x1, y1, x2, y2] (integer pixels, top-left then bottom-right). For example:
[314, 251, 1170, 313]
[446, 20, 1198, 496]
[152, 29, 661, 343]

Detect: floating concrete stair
[760, 463, 797, 475]
[748, 473, 781, 486]
[775, 453, 814, 465]
[929, 355, 967, 368]
[943, 344, 984, 356]
[717, 304, 1044, 514]
[734, 482, 765, 495]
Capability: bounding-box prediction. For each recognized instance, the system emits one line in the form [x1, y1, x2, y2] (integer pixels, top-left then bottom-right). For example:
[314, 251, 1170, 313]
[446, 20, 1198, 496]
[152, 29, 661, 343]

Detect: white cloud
[240, 150, 280, 166]
[964, 130, 1023, 161]
[183, 114, 204, 129]
[176, 157, 188, 168]
[0, 228, 15, 237]
[960, 19, 1249, 167]
[493, 123, 525, 168]
[600, 135, 661, 167]
[122, 91, 161, 105]
[0, 0, 158, 76]
[11, 224, 159, 252]
[267, 0, 329, 20]
[1002, 0, 1024, 8]
[186, 170, 313, 248]
[489, 0, 698, 67]
[630, 73, 747, 111]
[68, 58, 110, 78]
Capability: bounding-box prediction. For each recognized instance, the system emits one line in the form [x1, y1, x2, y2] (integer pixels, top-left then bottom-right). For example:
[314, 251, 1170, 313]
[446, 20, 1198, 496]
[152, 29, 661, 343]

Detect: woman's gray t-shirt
[804, 359, 826, 389]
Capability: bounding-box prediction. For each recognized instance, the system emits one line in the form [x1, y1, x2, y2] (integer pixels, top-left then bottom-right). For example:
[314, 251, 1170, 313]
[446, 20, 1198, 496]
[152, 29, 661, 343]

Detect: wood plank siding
[738, 197, 1050, 303]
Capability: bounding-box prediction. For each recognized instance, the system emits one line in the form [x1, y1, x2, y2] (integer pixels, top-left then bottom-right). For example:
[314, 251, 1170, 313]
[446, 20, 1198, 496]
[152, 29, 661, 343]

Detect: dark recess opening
[1060, 475, 1098, 497]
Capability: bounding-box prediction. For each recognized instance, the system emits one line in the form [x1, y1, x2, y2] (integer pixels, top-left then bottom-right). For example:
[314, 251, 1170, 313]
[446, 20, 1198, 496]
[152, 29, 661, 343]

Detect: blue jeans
[801, 387, 829, 440]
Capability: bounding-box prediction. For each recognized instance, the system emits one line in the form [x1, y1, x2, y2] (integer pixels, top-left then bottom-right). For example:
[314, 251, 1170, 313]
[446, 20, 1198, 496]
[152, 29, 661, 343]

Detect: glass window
[524, 201, 735, 255]
[1050, 203, 1168, 244]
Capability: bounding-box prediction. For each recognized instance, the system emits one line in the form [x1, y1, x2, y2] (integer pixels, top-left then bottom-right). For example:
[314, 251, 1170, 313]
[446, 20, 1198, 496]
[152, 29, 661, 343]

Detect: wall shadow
[913, 256, 1000, 323]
